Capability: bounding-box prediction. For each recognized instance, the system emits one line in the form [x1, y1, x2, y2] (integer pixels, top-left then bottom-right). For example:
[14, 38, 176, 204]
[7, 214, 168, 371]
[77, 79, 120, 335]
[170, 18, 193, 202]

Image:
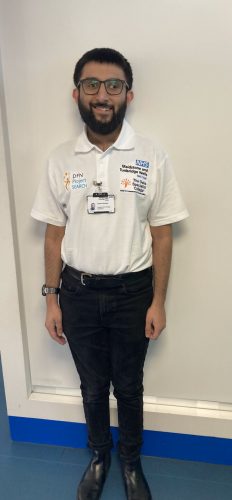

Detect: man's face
[73, 62, 133, 135]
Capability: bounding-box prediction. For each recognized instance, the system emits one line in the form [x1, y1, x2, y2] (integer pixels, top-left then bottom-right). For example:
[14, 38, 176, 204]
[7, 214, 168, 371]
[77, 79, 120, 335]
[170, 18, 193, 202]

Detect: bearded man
[31, 47, 188, 500]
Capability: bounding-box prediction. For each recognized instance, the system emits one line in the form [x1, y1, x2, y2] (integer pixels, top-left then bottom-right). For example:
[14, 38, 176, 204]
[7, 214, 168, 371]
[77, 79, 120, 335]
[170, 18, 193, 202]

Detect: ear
[126, 90, 134, 105]
[72, 88, 79, 102]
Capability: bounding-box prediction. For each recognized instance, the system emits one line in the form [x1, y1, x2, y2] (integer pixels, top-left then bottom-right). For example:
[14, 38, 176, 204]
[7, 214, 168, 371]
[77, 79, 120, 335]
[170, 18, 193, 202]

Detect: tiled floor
[1, 360, 232, 499]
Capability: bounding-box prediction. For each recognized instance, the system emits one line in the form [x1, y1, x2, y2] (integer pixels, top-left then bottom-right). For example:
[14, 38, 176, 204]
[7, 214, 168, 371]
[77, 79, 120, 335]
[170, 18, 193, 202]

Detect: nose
[97, 82, 109, 100]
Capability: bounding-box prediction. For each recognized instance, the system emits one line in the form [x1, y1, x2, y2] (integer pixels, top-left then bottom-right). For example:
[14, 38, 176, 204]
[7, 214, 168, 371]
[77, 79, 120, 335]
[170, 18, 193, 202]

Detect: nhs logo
[135, 159, 150, 168]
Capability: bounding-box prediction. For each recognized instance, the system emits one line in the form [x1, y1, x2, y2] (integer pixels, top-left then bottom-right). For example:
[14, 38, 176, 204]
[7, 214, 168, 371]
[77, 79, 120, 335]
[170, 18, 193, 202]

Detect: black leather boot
[121, 458, 152, 500]
[77, 450, 111, 500]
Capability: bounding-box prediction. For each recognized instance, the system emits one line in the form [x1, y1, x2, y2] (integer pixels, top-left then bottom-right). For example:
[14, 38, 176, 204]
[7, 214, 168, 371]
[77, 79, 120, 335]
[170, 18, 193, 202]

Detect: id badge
[87, 192, 115, 214]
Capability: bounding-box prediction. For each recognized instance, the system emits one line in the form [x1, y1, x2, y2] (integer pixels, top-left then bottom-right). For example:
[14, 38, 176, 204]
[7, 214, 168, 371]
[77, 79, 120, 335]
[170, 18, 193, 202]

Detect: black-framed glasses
[77, 78, 129, 95]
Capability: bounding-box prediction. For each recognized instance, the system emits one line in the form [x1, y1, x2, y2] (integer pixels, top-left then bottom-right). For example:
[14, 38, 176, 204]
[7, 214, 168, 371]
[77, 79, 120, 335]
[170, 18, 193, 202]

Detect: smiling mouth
[91, 103, 113, 112]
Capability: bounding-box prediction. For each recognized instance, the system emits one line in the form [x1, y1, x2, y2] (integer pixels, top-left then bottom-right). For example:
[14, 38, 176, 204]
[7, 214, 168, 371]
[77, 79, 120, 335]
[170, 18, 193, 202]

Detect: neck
[86, 124, 122, 152]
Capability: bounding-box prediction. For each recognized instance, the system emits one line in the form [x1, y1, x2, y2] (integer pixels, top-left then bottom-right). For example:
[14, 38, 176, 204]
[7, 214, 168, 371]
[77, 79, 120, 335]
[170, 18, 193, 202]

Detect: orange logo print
[121, 178, 131, 189]
[64, 171, 71, 191]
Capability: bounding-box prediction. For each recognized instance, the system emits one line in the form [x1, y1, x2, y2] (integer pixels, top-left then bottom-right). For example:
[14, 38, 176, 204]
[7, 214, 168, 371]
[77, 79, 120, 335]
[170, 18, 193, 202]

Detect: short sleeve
[148, 155, 189, 226]
[31, 160, 67, 226]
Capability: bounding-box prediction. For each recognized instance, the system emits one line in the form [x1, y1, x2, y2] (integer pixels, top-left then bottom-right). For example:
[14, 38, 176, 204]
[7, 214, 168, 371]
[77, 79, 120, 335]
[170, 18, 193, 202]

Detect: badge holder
[87, 182, 115, 214]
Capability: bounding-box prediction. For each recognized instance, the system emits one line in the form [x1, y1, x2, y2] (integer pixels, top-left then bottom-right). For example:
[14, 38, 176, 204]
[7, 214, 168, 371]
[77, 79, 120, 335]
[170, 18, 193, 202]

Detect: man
[31, 48, 188, 500]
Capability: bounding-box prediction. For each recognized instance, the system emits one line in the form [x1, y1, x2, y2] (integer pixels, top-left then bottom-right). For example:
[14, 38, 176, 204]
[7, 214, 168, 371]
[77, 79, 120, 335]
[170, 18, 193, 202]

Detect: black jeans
[59, 266, 153, 463]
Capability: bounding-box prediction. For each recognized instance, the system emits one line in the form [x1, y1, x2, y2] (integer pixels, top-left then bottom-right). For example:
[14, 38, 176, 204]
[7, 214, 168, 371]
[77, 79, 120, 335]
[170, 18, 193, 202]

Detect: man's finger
[55, 321, 63, 337]
[46, 320, 66, 345]
[145, 316, 154, 337]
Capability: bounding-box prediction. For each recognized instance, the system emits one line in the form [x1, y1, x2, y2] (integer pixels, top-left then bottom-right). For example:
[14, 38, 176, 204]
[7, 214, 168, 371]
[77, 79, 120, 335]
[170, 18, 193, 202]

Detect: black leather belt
[63, 265, 152, 287]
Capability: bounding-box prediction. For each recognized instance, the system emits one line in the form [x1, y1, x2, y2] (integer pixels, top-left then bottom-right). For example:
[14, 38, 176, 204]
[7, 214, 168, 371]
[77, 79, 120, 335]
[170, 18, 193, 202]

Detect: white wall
[1, 0, 232, 437]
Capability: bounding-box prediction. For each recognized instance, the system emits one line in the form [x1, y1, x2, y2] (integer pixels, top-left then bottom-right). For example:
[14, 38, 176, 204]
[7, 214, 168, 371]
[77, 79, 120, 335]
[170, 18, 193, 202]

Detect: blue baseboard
[9, 416, 232, 465]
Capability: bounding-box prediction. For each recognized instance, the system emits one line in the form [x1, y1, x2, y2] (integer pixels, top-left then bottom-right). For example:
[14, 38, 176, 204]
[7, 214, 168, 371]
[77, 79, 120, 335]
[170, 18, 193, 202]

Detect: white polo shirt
[31, 120, 189, 274]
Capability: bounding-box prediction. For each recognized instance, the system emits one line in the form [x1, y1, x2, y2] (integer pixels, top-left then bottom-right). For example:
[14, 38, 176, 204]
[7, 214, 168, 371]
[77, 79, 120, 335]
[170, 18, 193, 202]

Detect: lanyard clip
[93, 181, 102, 192]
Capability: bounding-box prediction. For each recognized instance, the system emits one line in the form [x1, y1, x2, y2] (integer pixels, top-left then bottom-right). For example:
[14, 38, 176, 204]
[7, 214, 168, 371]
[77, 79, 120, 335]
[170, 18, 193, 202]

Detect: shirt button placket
[97, 153, 109, 191]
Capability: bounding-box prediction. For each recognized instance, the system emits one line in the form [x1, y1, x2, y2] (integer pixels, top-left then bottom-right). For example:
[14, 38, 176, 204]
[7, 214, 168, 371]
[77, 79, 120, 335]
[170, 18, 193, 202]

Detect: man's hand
[45, 301, 66, 345]
[146, 224, 172, 340]
[145, 302, 166, 340]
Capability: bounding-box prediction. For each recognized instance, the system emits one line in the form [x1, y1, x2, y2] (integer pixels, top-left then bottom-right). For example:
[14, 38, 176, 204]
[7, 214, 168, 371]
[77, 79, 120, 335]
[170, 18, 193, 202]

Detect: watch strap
[42, 284, 60, 296]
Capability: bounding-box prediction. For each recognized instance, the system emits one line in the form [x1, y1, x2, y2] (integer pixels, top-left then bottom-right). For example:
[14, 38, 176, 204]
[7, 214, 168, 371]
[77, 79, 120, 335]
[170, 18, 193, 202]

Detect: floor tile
[1, 358, 232, 500]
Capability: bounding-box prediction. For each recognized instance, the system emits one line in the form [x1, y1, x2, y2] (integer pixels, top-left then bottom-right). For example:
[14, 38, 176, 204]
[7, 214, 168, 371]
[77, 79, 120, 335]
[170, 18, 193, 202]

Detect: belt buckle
[81, 272, 92, 286]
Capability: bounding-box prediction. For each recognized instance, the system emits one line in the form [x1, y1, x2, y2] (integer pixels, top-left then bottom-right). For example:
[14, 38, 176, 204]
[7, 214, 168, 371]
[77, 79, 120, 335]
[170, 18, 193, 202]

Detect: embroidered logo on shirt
[121, 178, 132, 189]
[120, 163, 148, 195]
[64, 171, 71, 190]
[135, 159, 150, 168]
[64, 171, 87, 191]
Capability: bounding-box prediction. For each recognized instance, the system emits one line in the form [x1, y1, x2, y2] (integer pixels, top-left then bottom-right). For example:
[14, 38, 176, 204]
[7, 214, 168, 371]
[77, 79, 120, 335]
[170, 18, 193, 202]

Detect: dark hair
[73, 48, 133, 90]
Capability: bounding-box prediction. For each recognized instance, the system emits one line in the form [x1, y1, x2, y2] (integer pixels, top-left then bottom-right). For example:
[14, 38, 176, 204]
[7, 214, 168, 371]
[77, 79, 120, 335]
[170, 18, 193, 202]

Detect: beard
[78, 97, 127, 135]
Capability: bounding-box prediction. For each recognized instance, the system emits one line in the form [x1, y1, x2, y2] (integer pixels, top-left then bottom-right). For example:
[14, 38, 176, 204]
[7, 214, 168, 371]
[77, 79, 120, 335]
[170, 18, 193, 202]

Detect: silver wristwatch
[42, 284, 60, 296]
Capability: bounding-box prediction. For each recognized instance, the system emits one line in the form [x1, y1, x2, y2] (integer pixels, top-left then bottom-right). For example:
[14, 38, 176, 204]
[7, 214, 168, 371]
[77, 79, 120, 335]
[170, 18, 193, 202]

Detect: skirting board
[9, 416, 232, 466]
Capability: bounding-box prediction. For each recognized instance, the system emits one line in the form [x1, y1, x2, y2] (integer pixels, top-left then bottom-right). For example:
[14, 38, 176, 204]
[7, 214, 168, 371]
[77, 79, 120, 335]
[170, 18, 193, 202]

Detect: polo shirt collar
[74, 119, 135, 153]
